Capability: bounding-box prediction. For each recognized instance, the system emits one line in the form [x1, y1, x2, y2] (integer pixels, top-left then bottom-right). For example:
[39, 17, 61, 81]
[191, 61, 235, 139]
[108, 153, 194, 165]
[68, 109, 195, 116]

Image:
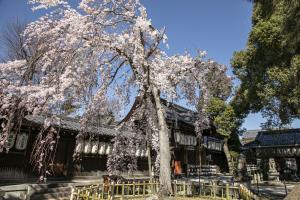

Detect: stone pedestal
[268, 170, 280, 181]
[267, 158, 281, 185]
[237, 153, 247, 181]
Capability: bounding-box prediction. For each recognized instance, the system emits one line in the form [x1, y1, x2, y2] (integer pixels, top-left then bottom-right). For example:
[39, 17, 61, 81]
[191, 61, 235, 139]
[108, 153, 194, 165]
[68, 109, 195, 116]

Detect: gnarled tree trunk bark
[152, 86, 173, 195]
[223, 138, 234, 175]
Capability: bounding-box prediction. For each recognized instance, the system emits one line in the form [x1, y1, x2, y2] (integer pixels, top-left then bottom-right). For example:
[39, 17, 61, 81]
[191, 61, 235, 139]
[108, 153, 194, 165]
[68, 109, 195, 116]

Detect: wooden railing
[70, 180, 255, 200]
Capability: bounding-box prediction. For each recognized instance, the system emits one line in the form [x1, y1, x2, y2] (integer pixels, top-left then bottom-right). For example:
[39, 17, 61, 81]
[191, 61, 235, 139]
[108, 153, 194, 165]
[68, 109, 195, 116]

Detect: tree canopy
[231, 0, 300, 128]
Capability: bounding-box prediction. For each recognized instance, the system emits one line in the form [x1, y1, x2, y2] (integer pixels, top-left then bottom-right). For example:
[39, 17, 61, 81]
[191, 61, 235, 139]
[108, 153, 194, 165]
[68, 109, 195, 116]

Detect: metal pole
[283, 176, 288, 196]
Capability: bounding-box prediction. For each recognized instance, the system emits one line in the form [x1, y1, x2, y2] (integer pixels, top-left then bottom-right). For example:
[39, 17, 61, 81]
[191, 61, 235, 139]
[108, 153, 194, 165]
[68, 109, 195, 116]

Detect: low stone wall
[0, 185, 27, 200]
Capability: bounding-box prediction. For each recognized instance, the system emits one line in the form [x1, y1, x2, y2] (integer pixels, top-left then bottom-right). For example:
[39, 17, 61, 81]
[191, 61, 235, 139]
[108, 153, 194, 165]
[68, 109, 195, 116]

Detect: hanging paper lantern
[286, 148, 292, 156]
[292, 147, 297, 155]
[296, 148, 300, 156]
[193, 137, 197, 146]
[185, 136, 189, 145]
[191, 137, 195, 146]
[106, 144, 112, 155]
[141, 149, 146, 157]
[98, 142, 106, 155]
[91, 141, 99, 154]
[189, 136, 193, 146]
[184, 135, 188, 145]
[175, 132, 181, 143]
[187, 136, 190, 145]
[15, 133, 29, 150]
[135, 148, 141, 157]
[75, 140, 84, 153]
[7, 132, 16, 149]
[179, 134, 183, 145]
[84, 141, 92, 154]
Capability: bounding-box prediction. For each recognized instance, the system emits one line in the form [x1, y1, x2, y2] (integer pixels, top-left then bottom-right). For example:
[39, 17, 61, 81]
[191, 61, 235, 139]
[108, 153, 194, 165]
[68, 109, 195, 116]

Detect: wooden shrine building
[242, 128, 300, 180]
[0, 100, 229, 184]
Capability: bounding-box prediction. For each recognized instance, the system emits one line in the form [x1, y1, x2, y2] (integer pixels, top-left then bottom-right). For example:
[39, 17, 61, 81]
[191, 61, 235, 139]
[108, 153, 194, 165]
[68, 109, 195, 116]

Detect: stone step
[31, 191, 71, 200]
[28, 184, 72, 195]
[40, 186, 71, 194]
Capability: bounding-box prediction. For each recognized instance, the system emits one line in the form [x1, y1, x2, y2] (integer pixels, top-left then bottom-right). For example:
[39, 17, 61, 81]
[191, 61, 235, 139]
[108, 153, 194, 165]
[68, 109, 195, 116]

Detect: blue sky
[0, 0, 299, 130]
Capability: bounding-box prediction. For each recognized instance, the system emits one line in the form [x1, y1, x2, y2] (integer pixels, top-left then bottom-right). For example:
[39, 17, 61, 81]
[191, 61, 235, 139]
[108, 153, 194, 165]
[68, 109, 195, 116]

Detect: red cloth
[174, 161, 182, 175]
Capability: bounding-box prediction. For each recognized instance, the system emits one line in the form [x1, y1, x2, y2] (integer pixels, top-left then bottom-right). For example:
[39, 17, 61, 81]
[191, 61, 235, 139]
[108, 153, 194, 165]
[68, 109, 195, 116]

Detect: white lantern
[106, 144, 112, 155]
[185, 136, 189, 145]
[98, 143, 106, 155]
[84, 141, 92, 154]
[141, 149, 146, 157]
[178, 134, 182, 145]
[7, 132, 16, 149]
[135, 148, 141, 157]
[186, 136, 190, 145]
[182, 135, 186, 145]
[191, 136, 194, 145]
[175, 132, 181, 143]
[75, 140, 84, 153]
[145, 149, 149, 157]
[91, 141, 99, 154]
[189, 136, 192, 146]
[296, 148, 300, 156]
[292, 147, 297, 155]
[15, 133, 29, 150]
[193, 137, 197, 146]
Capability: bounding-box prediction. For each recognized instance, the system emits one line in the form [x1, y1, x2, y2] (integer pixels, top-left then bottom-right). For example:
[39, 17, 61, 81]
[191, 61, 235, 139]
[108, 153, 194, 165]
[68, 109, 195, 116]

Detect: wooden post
[221, 186, 224, 198]
[101, 183, 105, 199]
[199, 183, 202, 197]
[174, 181, 177, 196]
[143, 181, 146, 197]
[121, 182, 125, 200]
[213, 181, 216, 198]
[70, 187, 74, 200]
[226, 183, 230, 200]
[133, 181, 135, 197]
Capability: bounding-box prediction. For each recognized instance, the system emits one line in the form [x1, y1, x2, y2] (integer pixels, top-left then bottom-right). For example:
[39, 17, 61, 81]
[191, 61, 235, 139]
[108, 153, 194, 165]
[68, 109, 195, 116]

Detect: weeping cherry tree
[0, 0, 232, 194]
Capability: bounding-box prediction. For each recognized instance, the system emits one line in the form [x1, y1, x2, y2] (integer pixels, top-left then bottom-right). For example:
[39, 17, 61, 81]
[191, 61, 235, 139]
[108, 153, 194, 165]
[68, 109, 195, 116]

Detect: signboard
[7, 132, 16, 149]
[203, 136, 223, 151]
[174, 132, 197, 146]
[15, 133, 29, 150]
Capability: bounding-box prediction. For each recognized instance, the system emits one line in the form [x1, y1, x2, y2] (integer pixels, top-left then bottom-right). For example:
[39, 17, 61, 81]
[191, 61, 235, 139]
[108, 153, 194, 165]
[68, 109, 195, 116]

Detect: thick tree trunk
[152, 86, 173, 195]
[223, 138, 234, 174]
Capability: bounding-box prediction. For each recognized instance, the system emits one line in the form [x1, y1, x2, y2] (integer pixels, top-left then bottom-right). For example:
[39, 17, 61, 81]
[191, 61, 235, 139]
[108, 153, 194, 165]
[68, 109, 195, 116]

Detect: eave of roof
[24, 115, 117, 136]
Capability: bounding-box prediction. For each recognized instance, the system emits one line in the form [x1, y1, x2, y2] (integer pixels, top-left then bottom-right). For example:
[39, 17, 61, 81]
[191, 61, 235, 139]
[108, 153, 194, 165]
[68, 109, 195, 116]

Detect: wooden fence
[70, 180, 255, 200]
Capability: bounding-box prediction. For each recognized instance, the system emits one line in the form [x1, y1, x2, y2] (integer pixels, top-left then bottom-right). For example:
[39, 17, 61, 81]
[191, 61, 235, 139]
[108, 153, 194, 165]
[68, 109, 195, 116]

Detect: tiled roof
[24, 115, 117, 136]
[161, 99, 196, 125]
[256, 129, 300, 147]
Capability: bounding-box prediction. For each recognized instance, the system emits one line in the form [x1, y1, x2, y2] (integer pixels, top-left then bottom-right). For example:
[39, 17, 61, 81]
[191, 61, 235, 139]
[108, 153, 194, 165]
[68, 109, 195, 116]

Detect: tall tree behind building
[231, 0, 300, 128]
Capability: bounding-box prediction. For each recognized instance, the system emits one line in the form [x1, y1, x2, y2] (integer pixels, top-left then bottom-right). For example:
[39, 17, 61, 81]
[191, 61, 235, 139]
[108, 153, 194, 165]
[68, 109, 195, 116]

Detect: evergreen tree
[231, 0, 300, 128]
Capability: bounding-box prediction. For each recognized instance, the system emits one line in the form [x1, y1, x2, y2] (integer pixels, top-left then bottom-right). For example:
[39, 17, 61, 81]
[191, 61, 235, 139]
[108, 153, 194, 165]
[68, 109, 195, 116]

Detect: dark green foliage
[232, 0, 300, 128]
[207, 97, 237, 138]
